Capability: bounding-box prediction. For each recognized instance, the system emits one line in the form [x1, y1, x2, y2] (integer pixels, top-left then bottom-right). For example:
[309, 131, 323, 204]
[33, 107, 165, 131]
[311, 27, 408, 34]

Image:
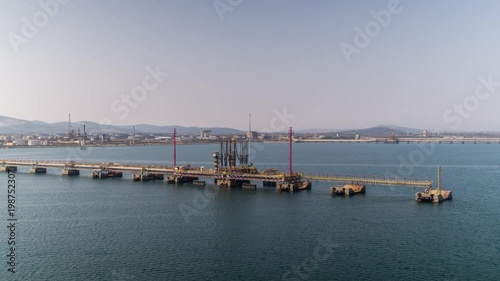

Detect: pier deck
[0, 159, 453, 202]
[303, 175, 433, 188]
[0, 159, 433, 188]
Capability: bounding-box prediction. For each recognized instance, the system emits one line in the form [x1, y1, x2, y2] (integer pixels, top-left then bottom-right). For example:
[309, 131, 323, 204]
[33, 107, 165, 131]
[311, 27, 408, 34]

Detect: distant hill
[0, 115, 425, 137]
[338, 127, 404, 137]
[337, 126, 422, 137]
[0, 115, 27, 127]
[123, 124, 243, 135]
[0, 115, 244, 135]
[296, 125, 423, 137]
[374, 125, 422, 135]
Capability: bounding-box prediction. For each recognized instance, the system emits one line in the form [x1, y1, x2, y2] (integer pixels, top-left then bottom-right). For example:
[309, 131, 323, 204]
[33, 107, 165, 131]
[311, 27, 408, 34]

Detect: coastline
[1, 137, 500, 150]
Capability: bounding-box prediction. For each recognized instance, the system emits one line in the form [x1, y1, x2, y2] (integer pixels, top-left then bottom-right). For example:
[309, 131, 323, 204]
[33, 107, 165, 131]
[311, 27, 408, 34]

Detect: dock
[415, 167, 452, 203]
[0, 127, 453, 203]
[331, 184, 366, 196]
[0, 159, 450, 201]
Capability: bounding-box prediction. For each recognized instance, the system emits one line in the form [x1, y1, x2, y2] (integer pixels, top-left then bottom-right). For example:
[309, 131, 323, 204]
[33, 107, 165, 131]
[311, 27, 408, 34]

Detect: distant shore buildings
[1, 127, 500, 147]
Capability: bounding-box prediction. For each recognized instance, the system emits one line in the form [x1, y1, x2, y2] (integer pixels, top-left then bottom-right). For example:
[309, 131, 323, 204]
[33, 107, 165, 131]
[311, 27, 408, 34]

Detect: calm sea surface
[0, 143, 499, 280]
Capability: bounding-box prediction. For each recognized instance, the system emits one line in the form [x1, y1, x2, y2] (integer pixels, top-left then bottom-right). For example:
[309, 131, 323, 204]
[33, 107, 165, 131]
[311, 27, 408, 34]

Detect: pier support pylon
[62, 169, 80, 176]
[415, 166, 452, 203]
[30, 167, 47, 174]
[1, 166, 17, 172]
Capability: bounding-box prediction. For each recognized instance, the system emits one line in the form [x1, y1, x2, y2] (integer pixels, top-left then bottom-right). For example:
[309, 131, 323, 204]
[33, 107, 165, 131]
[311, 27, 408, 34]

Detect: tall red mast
[289, 127, 293, 176]
[173, 128, 177, 167]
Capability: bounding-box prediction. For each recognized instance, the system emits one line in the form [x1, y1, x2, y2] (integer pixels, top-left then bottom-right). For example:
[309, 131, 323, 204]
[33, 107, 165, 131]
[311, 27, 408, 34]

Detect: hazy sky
[2, 0, 500, 131]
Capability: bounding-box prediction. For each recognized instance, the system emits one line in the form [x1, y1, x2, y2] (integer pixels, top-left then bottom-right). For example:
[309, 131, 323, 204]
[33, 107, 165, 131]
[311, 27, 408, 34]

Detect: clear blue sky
[2, 0, 500, 131]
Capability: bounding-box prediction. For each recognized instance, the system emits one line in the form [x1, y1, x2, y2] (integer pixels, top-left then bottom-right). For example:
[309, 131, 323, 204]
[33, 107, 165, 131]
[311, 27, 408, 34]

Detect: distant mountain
[295, 125, 423, 135]
[336, 126, 423, 137]
[296, 125, 423, 137]
[0, 115, 244, 135]
[124, 124, 243, 135]
[374, 125, 422, 135]
[0, 115, 425, 137]
[0, 115, 27, 127]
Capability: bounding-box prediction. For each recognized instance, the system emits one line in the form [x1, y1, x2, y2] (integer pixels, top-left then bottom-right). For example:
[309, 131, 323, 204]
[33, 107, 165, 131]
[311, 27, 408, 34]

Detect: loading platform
[415, 167, 452, 203]
[331, 184, 366, 196]
[415, 189, 452, 203]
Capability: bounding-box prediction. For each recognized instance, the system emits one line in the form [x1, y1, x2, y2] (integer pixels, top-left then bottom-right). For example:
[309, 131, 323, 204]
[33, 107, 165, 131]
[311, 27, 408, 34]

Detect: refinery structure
[1, 113, 500, 148]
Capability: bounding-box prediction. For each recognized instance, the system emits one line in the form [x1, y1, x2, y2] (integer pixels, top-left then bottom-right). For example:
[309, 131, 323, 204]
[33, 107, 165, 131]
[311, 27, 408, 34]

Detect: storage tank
[28, 140, 43, 146]
[12, 138, 27, 145]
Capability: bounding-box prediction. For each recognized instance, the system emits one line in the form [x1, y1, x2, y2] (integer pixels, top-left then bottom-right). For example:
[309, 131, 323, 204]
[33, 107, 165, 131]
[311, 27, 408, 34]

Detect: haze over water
[0, 143, 499, 280]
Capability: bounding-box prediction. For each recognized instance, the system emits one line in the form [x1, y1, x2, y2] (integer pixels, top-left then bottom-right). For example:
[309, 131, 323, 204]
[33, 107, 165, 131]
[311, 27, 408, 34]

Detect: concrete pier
[193, 180, 206, 186]
[62, 169, 80, 176]
[415, 166, 452, 203]
[242, 183, 257, 190]
[331, 185, 366, 196]
[92, 170, 123, 179]
[263, 181, 277, 187]
[1, 166, 17, 172]
[216, 178, 250, 188]
[30, 167, 47, 174]
[176, 176, 199, 184]
[277, 181, 311, 192]
[415, 190, 452, 203]
[133, 173, 164, 182]
[165, 176, 199, 184]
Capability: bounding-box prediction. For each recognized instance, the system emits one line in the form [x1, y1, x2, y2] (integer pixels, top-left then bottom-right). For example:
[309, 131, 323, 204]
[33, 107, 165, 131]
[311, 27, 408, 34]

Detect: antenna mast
[289, 127, 293, 176]
[68, 113, 72, 139]
[133, 126, 136, 145]
[248, 114, 251, 163]
[173, 128, 177, 167]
